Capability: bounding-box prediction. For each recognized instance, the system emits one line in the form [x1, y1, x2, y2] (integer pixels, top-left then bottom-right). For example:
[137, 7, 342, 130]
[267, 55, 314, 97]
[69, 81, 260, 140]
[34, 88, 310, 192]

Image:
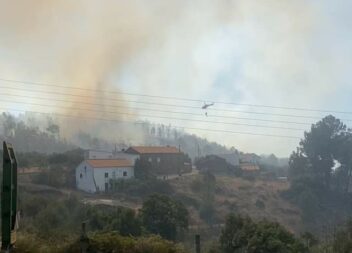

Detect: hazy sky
[0, 0, 351, 156]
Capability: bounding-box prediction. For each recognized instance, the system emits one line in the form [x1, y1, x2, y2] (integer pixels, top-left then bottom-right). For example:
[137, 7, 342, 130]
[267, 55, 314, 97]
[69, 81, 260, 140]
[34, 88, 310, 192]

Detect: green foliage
[195, 155, 240, 175]
[16, 152, 48, 168]
[110, 178, 173, 197]
[332, 220, 352, 253]
[286, 115, 352, 228]
[289, 115, 351, 190]
[173, 193, 200, 209]
[300, 232, 318, 249]
[86, 206, 142, 236]
[282, 177, 322, 223]
[21, 149, 84, 188]
[0, 112, 74, 153]
[199, 202, 215, 224]
[48, 149, 84, 168]
[13, 232, 73, 253]
[140, 194, 189, 241]
[19, 192, 143, 240]
[191, 172, 217, 224]
[220, 214, 307, 253]
[14, 232, 187, 253]
[32, 165, 65, 187]
[134, 158, 155, 180]
[63, 232, 188, 253]
[255, 199, 265, 209]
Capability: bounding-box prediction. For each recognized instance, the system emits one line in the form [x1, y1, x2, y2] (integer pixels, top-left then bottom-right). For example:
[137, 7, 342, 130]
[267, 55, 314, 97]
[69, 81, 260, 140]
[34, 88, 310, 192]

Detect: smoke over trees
[0, 112, 232, 157]
[285, 115, 352, 231]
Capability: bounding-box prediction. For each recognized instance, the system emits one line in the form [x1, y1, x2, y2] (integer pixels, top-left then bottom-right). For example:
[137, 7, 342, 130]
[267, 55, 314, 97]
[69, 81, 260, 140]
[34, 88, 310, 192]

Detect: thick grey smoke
[0, 0, 347, 155]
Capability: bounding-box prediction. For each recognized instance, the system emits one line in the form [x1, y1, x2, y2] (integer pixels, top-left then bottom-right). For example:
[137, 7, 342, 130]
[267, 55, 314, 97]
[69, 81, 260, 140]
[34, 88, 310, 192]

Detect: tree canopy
[140, 194, 188, 241]
[289, 115, 352, 192]
[220, 214, 307, 253]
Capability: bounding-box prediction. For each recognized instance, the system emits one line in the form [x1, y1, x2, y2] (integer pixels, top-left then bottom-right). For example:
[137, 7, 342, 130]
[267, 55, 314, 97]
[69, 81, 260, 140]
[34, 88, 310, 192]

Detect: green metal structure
[1, 141, 18, 251]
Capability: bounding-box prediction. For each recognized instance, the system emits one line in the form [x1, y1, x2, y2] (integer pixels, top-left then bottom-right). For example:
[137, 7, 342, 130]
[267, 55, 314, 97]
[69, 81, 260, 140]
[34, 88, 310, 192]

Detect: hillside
[68, 174, 302, 236]
[169, 175, 302, 233]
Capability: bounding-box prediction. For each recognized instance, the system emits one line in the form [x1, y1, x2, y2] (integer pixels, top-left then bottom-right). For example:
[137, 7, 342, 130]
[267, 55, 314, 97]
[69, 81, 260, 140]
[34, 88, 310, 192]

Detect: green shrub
[110, 178, 173, 197]
[220, 214, 307, 253]
[62, 232, 188, 253]
[255, 199, 265, 209]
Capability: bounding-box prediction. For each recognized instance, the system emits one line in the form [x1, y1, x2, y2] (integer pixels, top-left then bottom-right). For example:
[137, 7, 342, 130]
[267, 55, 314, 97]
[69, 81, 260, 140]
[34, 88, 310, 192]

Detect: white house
[76, 159, 134, 193]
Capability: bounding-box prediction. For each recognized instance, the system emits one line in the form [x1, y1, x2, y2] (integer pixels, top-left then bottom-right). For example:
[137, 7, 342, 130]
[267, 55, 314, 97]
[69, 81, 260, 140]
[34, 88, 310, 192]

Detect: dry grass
[169, 174, 302, 234]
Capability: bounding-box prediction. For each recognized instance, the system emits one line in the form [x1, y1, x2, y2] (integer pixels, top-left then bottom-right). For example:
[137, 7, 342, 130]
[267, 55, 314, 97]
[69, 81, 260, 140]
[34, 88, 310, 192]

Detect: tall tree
[289, 115, 348, 189]
[220, 214, 307, 253]
[140, 194, 188, 241]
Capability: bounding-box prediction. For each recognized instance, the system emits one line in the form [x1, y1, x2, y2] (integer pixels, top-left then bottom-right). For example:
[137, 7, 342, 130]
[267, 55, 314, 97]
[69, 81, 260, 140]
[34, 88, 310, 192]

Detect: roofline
[85, 159, 133, 168]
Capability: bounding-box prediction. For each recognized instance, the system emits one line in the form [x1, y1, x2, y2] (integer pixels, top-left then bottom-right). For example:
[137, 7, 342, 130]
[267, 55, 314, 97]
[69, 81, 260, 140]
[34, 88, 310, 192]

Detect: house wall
[76, 161, 96, 193]
[114, 152, 140, 163]
[93, 166, 134, 192]
[139, 153, 185, 175]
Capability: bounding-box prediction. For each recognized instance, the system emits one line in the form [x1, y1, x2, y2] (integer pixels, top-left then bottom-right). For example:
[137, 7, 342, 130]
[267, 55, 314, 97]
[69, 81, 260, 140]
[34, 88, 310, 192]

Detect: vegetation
[195, 155, 241, 176]
[140, 194, 189, 241]
[0, 112, 234, 159]
[219, 214, 307, 253]
[284, 115, 352, 229]
[191, 171, 217, 224]
[6, 114, 352, 252]
[14, 232, 187, 253]
[19, 190, 189, 245]
[0, 112, 74, 153]
[22, 149, 84, 188]
[109, 178, 174, 197]
[134, 158, 155, 180]
[332, 220, 352, 253]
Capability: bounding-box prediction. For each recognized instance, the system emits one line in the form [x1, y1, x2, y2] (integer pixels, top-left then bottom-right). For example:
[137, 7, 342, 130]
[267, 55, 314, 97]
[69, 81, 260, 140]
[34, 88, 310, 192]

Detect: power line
[0, 85, 347, 121]
[0, 77, 351, 114]
[0, 92, 313, 126]
[0, 107, 302, 139]
[0, 99, 306, 131]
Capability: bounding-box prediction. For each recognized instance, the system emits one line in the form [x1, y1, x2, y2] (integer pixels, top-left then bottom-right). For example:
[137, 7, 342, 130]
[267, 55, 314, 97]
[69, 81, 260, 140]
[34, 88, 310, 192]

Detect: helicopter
[201, 102, 214, 110]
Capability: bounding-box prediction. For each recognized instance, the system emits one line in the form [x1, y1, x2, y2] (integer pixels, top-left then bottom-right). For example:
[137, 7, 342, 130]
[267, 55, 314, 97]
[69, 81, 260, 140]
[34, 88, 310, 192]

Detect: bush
[141, 194, 188, 241]
[255, 199, 265, 209]
[220, 214, 307, 253]
[14, 232, 188, 253]
[87, 206, 142, 236]
[63, 232, 188, 253]
[110, 178, 173, 197]
[199, 202, 215, 224]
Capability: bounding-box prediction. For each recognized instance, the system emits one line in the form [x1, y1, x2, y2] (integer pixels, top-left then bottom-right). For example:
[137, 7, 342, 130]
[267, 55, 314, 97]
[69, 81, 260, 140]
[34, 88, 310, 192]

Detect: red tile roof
[87, 159, 133, 168]
[126, 146, 181, 154]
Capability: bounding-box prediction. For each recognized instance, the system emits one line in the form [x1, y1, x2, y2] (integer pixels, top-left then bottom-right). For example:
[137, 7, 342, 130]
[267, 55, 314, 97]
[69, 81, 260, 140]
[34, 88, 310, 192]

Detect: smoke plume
[0, 0, 347, 155]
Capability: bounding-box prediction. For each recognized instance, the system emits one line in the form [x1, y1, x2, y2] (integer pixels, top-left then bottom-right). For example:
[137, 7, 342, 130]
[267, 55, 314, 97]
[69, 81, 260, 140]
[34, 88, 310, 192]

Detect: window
[84, 166, 87, 173]
[157, 157, 161, 163]
[148, 157, 152, 162]
[123, 171, 127, 177]
[112, 171, 116, 178]
[105, 172, 109, 178]
[80, 173, 83, 178]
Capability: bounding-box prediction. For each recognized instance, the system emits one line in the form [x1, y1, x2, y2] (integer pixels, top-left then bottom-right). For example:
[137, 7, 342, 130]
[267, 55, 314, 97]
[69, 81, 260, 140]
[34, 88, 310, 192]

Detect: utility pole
[1, 142, 18, 253]
[80, 222, 89, 253]
[195, 234, 200, 253]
